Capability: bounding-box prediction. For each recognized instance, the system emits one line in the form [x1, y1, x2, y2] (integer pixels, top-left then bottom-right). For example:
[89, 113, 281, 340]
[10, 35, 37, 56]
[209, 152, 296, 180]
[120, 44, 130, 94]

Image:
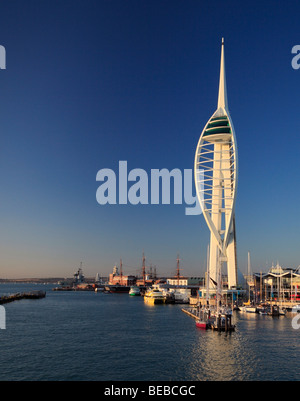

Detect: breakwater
[0, 290, 46, 305]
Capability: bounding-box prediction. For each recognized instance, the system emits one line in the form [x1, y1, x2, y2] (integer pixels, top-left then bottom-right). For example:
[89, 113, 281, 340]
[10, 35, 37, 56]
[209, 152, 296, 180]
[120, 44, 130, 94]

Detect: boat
[162, 291, 175, 304]
[291, 304, 300, 313]
[195, 320, 208, 330]
[242, 253, 256, 313]
[143, 289, 164, 305]
[209, 312, 235, 332]
[245, 306, 257, 313]
[129, 286, 141, 296]
[105, 284, 130, 293]
[239, 305, 257, 313]
[172, 290, 189, 304]
[195, 307, 212, 330]
[267, 305, 280, 316]
[279, 307, 286, 316]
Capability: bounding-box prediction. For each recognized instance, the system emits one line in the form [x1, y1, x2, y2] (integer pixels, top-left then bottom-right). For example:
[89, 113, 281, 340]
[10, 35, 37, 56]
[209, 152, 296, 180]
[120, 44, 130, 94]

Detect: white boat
[245, 306, 257, 313]
[239, 305, 257, 313]
[172, 290, 189, 304]
[291, 304, 300, 313]
[129, 286, 141, 296]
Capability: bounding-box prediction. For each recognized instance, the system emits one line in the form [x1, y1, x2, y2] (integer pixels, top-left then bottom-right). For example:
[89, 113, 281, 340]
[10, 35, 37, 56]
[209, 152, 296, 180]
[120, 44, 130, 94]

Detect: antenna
[142, 252, 146, 285]
[248, 252, 251, 277]
[217, 37, 228, 110]
[176, 254, 182, 285]
[120, 258, 123, 285]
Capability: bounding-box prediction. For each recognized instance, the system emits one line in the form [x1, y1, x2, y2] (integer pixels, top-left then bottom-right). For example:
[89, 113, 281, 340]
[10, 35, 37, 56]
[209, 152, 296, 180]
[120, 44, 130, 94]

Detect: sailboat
[240, 252, 257, 313]
[196, 245, 210, 329]
[278, 273, 286, 315]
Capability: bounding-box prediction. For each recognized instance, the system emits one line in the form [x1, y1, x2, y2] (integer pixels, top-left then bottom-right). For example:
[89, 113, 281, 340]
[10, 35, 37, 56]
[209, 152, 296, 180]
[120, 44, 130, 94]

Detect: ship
[143, 288, 164, 305]
[105, 284, 130, 293]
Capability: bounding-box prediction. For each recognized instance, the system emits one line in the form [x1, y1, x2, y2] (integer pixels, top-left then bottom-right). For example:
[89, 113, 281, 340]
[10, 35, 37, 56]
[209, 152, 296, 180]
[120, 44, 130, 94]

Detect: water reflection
[187, 328, 257, 380]
[185, 311, 299, 381]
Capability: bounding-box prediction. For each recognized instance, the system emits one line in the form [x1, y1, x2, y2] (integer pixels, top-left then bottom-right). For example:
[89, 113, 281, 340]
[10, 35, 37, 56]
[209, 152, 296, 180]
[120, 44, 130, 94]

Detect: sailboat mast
[142, 252, 146, 286]
[176, 254, 180, 286]
[120, 259, 123, 285]
[248, 252, 251, 303]
[216, 251, 222, 316]
[206, 245, 210, 305]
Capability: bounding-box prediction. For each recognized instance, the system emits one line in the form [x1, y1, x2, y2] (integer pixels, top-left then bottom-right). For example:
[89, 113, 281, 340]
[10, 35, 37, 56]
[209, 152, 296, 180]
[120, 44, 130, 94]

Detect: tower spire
[194, 39, 238, 290]
[217, 37, 228, 110]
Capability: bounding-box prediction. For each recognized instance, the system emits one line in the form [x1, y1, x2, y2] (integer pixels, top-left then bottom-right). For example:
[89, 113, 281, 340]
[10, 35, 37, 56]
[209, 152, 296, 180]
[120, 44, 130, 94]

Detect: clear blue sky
[0, 0, 299, 278]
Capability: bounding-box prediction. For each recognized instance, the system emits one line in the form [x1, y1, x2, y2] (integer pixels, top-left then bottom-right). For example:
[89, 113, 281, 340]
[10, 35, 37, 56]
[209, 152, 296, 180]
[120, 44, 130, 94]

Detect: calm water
[0, 283, 299, 381]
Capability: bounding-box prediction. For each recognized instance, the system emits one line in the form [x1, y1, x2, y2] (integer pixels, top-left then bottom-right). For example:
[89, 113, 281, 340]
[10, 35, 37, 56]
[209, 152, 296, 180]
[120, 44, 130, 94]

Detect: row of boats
[193, 302, 300, 331]
[194, 305, 234, 331]
[129, 285, 189, 305]
[96, 283, 191, 303]
[238, 303, 300, 315]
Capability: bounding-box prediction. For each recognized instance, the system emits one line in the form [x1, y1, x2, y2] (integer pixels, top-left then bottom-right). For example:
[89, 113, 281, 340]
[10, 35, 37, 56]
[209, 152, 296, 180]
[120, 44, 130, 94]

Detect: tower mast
[194, 38, 238, 291]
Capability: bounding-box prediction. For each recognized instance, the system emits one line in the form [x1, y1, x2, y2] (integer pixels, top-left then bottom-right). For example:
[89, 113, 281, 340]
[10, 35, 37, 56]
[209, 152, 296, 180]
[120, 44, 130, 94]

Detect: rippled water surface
[0, 283, 299, 381]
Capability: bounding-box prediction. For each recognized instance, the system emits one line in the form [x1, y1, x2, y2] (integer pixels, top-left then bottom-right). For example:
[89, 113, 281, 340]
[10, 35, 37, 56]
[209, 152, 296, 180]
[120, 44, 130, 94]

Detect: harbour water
[0, 283, 299, 381]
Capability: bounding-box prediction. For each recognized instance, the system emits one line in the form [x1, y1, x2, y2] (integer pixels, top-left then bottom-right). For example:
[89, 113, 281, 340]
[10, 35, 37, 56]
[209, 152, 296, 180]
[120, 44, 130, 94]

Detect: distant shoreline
[0, 278, 96, 284]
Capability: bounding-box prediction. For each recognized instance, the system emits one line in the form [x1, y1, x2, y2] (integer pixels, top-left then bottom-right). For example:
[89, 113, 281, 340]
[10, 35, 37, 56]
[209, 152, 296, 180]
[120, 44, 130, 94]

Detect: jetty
[182, 307, 198, 320]
[0, 290, 46, 305]
[182, 307, 235, 332]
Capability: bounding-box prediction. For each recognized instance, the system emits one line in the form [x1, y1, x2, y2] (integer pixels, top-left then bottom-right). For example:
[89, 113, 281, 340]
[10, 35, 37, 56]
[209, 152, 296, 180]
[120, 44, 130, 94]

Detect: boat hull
[129, 286, 141, 296]
[245, 307, 257, 313]
[105, 285, 130, 293]
[196, 321, 208, 330]
[144, 296, 164, 305]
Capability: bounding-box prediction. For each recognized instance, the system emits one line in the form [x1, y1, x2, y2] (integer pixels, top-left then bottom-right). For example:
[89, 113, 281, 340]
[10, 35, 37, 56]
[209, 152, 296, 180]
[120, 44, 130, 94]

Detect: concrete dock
[0, 291, 46, 305]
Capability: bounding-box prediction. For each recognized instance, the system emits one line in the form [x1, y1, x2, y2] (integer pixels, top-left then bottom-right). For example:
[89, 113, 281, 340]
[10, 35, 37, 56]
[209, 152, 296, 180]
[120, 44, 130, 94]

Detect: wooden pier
[181, 307, 198, 319]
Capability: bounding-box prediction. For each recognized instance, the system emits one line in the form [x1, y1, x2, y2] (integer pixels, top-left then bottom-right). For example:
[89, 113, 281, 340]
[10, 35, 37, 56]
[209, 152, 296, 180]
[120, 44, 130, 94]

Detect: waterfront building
[252, 264, 300, 302]
[108, 272, 136, 287]
[166, 276, 204, 286]
[194, 39, 238, 290]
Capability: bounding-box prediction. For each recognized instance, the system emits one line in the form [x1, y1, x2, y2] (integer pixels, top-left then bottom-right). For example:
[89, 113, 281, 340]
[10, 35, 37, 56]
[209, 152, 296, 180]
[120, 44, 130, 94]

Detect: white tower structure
[194, 39, 238, 290]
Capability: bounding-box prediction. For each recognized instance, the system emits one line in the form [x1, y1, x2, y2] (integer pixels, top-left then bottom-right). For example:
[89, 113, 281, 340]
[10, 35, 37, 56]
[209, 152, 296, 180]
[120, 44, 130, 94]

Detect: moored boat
[129, 286, 141, 296]
[239, 304, 257, 313]
[245, 306, 257, 313]
[105, 284, 130, 293]
[291, 304, 300, 313]
[144, 289, 164, 305]
[195, 320, 208, 330]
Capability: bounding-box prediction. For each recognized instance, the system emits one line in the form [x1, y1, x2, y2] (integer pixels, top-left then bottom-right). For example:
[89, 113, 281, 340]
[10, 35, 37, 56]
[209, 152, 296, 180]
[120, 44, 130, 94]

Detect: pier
[181, 307, 235, 332]
[0, 290, 46, 305]
[181, 307, 198, 319]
